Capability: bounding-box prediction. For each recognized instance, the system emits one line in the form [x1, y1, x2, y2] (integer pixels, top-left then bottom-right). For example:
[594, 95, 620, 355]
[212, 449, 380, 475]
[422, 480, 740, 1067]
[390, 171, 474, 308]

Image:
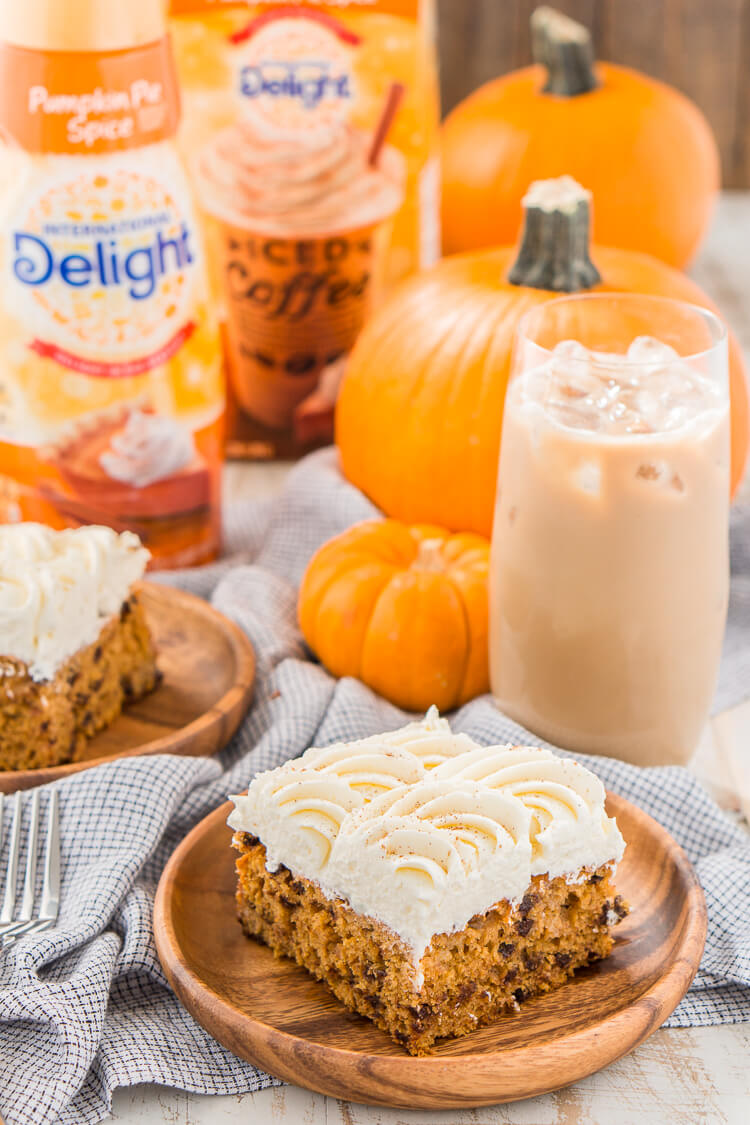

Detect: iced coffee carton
[0, 0, 225, 568]
[169, 0, 440, 458]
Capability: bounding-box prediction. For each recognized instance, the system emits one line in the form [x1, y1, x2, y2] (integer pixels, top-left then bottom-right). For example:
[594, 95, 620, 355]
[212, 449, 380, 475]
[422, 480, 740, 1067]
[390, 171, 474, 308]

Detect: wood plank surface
[436, 0, 750, 187]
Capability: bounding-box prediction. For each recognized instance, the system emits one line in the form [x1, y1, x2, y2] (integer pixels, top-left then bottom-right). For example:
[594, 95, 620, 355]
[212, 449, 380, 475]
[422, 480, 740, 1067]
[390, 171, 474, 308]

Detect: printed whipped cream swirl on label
[99, 409, 197, 487]
[231, 12, 359, 136]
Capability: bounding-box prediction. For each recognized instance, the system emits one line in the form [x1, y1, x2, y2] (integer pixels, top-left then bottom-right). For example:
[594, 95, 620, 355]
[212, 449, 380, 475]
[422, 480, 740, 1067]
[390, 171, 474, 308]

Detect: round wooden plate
[153, 793, 707, 1109]
[0, 583, 255, 794]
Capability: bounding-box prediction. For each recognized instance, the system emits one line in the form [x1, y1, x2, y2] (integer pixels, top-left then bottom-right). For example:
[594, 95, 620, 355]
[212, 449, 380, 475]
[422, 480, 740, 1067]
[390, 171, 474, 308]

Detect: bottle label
[6, 154, 201, 377]
[0, 39, 224, 567]
[0, 39, 181, 155]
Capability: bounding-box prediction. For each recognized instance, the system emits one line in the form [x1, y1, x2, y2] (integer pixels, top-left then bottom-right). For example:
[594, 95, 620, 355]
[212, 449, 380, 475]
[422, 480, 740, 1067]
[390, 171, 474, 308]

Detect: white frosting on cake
[325, 781, 533, 964]
[228, 712, 626, 967]
[0, 523, 150, 681]
[433, 745, 624, 880]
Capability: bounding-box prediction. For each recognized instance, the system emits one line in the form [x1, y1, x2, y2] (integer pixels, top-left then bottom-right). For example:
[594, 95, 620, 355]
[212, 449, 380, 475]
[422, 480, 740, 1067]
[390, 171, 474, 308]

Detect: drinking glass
[490, 293, 730, 766]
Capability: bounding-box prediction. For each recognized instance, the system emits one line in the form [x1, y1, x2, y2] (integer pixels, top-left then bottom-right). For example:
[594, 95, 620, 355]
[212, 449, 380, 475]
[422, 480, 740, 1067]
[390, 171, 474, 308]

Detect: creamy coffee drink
[490, 336, 730, 766]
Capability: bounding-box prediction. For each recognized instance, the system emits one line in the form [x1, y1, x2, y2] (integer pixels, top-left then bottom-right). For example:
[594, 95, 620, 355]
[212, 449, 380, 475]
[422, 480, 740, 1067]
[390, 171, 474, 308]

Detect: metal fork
[0, 790, 60, 949]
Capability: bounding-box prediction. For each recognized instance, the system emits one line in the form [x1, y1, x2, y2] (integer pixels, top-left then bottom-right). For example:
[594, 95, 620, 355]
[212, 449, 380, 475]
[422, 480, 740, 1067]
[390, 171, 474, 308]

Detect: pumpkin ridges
[312, 566, 394, 680]
[298, 520, 491, 713]
[298, 521, 415, 672]
[441, 60, 719, 267]
[418, 292, 515, 532]
[361, 569, 469, 712]
[442, 559, 491, 705]
[339, 278, 496, 526]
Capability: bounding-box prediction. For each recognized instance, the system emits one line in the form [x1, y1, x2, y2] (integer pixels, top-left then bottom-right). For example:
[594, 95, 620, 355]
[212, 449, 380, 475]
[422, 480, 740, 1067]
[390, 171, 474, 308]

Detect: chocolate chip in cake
[598, 900, 612, 925]
[519, 892, 539, 916]
[503, 968, 518, 983]
[613, 895, 628, 919]
[498, 942, 516, 958]
[241, 833, 259, 848]
[523, 950, 542, 971]
[554, 952, 572, 968]
[457, 982, 476, 1002]
[588, 873, 604, 884]
[409, 1003, 433, 1021]
[515, 916, 534, 936]
[513, 988, 527, 1003]
[93, 646, 102, 664]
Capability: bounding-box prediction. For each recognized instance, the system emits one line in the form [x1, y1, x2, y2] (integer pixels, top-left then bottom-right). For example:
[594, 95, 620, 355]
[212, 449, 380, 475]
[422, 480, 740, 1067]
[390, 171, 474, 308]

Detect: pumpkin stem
[531, 6, 599, 97]
[508, 176, 602, 292]
[415, 538, 447, 572]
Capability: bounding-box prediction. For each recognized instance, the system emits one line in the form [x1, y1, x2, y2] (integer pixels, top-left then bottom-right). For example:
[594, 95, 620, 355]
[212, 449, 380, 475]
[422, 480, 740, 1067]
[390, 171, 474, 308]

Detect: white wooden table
[110, 195, 750, 1125]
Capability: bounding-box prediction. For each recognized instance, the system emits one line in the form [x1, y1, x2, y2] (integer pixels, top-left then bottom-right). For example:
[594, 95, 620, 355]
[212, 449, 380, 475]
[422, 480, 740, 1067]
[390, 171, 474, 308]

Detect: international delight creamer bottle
[0, 0, 225, 568]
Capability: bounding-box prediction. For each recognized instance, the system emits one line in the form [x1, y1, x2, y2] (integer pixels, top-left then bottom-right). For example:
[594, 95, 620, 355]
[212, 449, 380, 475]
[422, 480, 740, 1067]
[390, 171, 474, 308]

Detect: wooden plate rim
[153, 793, 708, 1108]
[0, 582, 256, 791]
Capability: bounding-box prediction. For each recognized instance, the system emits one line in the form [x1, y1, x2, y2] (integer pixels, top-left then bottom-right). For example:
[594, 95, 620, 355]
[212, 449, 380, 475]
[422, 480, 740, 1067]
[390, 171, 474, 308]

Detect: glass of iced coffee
[491, 293, 730, 767]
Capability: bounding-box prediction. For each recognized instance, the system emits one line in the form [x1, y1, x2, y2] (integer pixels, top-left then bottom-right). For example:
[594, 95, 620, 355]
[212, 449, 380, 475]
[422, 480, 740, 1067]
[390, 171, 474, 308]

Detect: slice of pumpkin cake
[0, 523, 158, 770]
[228, 711, 627, 1054]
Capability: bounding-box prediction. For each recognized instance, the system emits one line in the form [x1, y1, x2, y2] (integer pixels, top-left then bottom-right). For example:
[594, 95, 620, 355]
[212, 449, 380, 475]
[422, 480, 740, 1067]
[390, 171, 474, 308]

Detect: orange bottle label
[0, 39, 181, 155]
[0, 36, 224, 568]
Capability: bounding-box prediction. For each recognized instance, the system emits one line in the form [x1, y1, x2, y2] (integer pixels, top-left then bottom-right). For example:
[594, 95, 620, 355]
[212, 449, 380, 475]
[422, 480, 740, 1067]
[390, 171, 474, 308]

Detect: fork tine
[0, 793, 22, 925]
[19, 790, 40, 923]
[39, 791, 60, 924]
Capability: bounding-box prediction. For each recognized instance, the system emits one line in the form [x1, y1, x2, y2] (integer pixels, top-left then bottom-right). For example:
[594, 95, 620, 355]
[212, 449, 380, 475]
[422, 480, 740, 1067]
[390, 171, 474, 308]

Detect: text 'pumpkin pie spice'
[228, 710, 628, 1055]
[0, 0, 224, 569]
[0, 523, 158, 771]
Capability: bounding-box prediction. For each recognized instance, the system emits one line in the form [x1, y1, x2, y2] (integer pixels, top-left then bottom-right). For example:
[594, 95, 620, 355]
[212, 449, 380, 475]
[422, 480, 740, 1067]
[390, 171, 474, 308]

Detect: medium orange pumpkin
[336, 178, 749, 538]
[441, 6, 719, 268]
[298, 520, 490, 713]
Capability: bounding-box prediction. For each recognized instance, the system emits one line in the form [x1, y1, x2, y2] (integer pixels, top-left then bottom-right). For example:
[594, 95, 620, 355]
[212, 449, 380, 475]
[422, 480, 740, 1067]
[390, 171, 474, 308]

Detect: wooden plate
[153, 793, 707, 1109]
[0, 583, 255, 794]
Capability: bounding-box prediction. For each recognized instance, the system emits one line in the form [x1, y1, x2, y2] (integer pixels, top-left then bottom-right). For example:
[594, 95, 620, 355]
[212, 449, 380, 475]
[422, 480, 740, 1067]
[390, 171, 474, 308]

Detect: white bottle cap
[0, 0, 166, 51]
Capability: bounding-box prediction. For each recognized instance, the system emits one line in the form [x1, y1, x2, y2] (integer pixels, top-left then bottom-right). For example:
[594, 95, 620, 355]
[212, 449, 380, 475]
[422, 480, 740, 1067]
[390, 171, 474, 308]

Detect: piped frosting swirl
[0, 523, 149, 680]
[228, 712, 625, 962]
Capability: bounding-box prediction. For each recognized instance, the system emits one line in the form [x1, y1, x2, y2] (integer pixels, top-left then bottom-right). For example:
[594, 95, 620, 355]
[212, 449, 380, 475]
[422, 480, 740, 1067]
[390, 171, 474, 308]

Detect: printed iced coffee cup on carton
[0, 0, 225, 568]
[193, 104, 404, 442]
[170, 0, 438, 457]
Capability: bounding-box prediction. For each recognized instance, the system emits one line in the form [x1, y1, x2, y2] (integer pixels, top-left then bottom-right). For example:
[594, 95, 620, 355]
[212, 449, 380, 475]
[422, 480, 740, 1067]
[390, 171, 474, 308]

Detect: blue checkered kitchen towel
[1, 448, 749, 1125]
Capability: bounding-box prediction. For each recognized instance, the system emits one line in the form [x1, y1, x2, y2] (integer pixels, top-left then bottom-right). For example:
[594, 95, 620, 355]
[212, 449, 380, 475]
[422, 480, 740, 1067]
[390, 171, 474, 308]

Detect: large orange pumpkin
[441, 6, 719, 268]
[336, 178, 749, 538]
[298, 520, 490, 712]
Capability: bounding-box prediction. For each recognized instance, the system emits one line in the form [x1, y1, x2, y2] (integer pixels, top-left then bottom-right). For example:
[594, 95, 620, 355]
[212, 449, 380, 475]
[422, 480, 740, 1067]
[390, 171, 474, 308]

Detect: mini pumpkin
[336, 178, 749, 537]
[298, 520, 490, 713]
[441, 6, 720, 268]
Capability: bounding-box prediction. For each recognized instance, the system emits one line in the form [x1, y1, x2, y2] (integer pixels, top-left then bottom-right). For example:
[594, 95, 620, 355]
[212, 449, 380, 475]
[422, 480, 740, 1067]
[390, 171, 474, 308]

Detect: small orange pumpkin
[441, 7, 720, 268]
[298, 520, 490, 713]
[336, 178, 749, 537]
